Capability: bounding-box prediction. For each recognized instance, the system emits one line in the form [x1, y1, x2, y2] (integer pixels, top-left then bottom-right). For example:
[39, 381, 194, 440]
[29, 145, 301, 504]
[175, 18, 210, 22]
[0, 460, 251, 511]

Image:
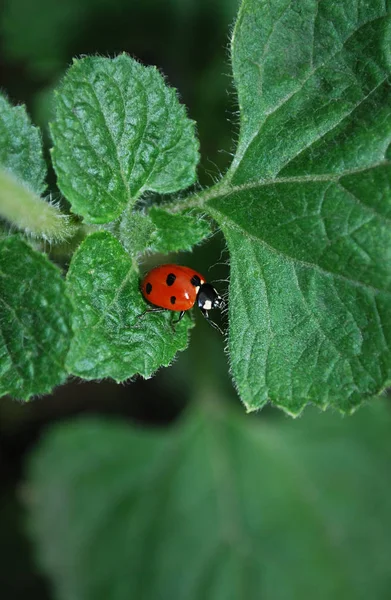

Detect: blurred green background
[0, 0, 390, 598]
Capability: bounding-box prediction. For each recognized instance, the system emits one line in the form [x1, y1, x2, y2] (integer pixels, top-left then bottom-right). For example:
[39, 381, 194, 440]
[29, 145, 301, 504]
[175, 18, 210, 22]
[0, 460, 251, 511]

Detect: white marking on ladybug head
[195, 286, 200, 294]
[214, 295, 224, 309]
[203, 300, 212, 310]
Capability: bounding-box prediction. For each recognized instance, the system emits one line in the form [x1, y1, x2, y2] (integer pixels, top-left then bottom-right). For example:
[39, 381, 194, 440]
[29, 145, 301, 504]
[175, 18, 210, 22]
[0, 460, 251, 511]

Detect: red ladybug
[141, 264, 224, 333]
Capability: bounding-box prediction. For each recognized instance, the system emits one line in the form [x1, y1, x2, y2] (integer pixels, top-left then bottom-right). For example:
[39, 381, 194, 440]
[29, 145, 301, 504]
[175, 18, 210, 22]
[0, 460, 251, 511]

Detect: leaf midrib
[229, 7, 391, 178]
[172, 159, 391, 212]
[84, 80, 132, 201]
[207, 203, 390, 296]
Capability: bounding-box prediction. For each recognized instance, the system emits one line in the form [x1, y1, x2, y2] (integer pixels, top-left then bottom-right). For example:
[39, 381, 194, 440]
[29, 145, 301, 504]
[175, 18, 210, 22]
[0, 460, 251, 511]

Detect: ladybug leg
[131, 307, 168, 328]
[136, 307, 167, 320]
[200, 308, 224, 335]
[170, 310, 185, 333]
[172, 311, 185, 325]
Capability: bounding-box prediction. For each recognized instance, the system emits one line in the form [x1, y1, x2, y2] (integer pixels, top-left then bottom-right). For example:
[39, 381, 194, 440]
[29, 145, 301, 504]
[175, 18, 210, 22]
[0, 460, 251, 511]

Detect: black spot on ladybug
[190, 275, 201, 287]
[170, 296, 176, 305]
[146, 282, 152, 295]
[166, 273, 176, 286]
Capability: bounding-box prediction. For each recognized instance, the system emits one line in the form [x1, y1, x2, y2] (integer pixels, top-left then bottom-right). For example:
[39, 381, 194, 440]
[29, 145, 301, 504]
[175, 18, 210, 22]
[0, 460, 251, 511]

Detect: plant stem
[164, 180, 230, 213]
[0, 168, 76, 242]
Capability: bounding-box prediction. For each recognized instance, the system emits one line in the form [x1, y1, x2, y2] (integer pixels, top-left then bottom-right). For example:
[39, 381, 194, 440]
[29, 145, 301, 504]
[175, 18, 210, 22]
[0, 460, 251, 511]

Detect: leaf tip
[272, 400, 306, 419]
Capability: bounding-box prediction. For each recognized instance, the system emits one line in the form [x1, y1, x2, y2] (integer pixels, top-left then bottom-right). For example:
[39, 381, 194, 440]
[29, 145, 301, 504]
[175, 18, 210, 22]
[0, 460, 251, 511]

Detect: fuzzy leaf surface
[206, 0, 391, 413]
[66, 231, 192, 381]
[0, 92, 46, 194]
[149, 207, 211, 253]
[117, 210, 156, 257]
[51, 55, 199, 223]
[0, 237, 72, 400]
[26, 401, 391, 600]
[119, 206, 211, 256]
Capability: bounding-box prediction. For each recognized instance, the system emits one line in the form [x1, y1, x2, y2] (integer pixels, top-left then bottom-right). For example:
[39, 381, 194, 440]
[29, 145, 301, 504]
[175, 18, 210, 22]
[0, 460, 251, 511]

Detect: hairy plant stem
[163, 180, 230, 214]
[0, 168, 77, 242]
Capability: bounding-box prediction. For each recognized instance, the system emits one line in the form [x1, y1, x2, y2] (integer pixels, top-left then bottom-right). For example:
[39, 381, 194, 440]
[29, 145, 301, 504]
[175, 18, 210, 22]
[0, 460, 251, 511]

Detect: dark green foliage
[0, 237, 72, 399]
[27, 401, 391, 600]
[0, 0, 390, 413]
[0, 2, 390, 599]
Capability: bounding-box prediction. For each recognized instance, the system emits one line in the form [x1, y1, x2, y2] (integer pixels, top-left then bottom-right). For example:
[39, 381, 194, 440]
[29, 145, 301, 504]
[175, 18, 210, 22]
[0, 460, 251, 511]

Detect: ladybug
[141, 264, 224, 333]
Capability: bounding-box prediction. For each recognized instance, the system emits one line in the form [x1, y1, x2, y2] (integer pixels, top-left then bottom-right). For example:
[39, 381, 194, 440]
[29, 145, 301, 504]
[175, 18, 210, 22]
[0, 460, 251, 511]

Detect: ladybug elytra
[141, 264, 224, 333]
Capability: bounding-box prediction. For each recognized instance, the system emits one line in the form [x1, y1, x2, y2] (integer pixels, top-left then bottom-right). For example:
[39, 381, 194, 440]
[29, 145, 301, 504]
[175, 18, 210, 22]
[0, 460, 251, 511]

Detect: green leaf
[229, 0, 391, 183]
[117, 210, 156, 257]
[0, 236, 73, 400]
[0, 92, 46, 194]
[66, 231, 192, 381]
[51, 55, 199, 224]
[205, 0, 391, 413]
[0, 93, 76, 242]
[118, 206, 211, 256]
[148, 206, 212, 253]
[26, 401, 391, 600]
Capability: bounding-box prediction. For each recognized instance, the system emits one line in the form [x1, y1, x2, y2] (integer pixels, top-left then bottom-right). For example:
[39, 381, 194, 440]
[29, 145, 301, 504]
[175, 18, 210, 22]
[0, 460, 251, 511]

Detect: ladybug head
[196, 283, 224, 311]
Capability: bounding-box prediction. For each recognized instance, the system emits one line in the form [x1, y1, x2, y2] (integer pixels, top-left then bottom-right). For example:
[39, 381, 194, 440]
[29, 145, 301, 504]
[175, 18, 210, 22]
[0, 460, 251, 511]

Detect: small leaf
[118, 206, 211, 256]
[206, 0, 391, 413]
[26, 401, 391, 600]
[51, 55, 199, 224]
[0, 92, 46, 194]
[0, 236, 73, 400]
[66, 231, 192, 381]
[117, 209, 156, 257]
[148, 206, 212, 253]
